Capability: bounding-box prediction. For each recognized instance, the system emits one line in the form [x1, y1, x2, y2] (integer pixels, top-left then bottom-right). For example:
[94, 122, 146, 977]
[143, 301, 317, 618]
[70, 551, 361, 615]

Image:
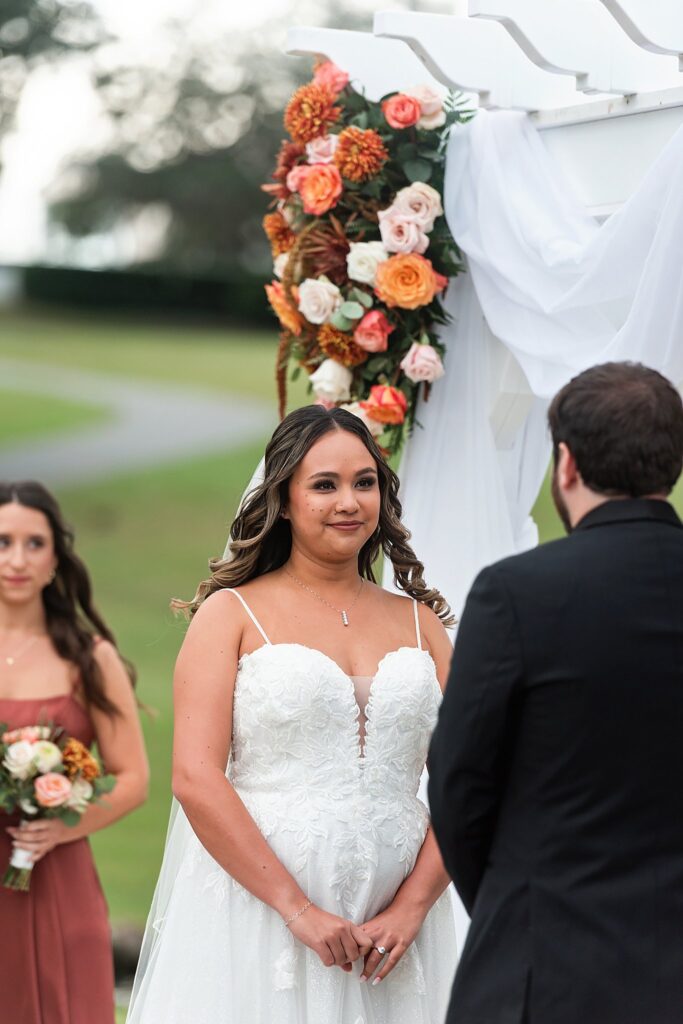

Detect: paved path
[0, 358, 275, 488]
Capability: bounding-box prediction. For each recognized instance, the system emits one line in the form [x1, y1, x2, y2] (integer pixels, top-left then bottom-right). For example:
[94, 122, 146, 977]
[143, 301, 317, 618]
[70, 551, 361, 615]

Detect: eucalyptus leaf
[353, 290, 373, 309]
[61, 809, 81, 827]
[404, 159, 433, 183]
[340, 301, 364, 320]
[330, 310, 355, 331]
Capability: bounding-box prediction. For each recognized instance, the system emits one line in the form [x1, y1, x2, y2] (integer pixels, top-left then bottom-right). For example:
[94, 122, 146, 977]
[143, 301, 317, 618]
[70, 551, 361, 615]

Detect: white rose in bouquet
[273, 253, 289, 280]
[378, 209, 429, 255]
[346, 241, 389, 285]
[393, 182, 444, 232]
[405, 84, 447, 130]
[297, 278, 342, 325]
[341, 401, 384, 438]
[3, 740, 37, 780]
[305, 134, 339, 164]
[65, 777, 94, 814]
[32, 740, 63, 774]
[309, 360, 353, 403]
[19, 798, 39, 816]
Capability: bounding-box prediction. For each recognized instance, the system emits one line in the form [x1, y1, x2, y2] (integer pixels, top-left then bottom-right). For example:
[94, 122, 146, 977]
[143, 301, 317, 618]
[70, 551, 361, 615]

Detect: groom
[428, 362, 683, 1024]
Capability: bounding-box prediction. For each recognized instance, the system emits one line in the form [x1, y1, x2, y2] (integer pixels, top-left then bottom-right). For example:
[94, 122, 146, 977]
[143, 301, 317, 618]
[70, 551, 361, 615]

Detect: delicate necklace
[1, 633, 42, 668]
[285, 570, 364, 627]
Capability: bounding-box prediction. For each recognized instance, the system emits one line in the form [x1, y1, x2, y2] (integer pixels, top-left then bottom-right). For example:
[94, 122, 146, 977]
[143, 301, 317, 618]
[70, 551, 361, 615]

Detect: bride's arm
[172, 590, 372, 971]
[360, 606, 453, 984]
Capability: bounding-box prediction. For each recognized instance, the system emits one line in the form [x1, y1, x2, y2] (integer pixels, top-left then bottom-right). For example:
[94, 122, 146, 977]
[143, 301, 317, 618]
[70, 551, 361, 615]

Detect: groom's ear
[557, 442, 580, 490]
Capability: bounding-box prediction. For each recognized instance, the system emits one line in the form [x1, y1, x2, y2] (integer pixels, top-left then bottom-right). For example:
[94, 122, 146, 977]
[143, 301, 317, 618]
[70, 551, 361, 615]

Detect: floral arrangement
[0, 723, 115, 890]
[262, 60, 472, 455]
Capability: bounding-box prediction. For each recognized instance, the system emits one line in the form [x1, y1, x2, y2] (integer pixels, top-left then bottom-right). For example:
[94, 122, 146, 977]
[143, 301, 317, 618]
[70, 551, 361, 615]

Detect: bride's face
[284, 429, 381, 562]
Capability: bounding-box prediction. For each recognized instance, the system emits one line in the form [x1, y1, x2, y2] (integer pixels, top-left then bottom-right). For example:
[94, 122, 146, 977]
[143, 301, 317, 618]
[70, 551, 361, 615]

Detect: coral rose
[374, 253, 447, 310]
[313, 61, 350, 95]
[265, 282, 304, 336]
[34, 772, 72, 808]
[334, 127, 388, 183]
[284, 83, 341, 144]
[360, 385, 408, 425]
[298, 164, 343, 216]
[382, 94, 422, 130]
[285, 165, 310, 193]
[400, 342, 445, 383]
[354, 310, 395, 353]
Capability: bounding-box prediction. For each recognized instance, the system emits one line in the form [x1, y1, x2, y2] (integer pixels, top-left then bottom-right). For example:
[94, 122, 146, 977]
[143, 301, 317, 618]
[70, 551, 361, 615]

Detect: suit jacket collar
[574, 497, 682, 532]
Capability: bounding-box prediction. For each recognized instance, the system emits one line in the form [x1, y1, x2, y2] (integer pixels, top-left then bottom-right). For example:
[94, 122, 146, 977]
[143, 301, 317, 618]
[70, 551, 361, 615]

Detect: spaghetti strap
[412, 599, 423, 651]
[224, 589, 272, 645]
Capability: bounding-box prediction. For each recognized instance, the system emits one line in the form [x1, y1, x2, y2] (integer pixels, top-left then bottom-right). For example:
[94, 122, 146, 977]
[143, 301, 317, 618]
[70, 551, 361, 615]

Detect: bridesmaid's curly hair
[179, 406, 454, 625]
[0, 481, 136, 716]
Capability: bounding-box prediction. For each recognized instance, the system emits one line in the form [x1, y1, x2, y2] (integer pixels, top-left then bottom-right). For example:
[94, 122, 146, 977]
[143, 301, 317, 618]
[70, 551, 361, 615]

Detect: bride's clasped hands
[128, 404, 458, 1024]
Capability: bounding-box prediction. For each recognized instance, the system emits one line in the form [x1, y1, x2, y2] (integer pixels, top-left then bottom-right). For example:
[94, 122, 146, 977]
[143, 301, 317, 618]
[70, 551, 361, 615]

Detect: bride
[128, 405, 457, 1023]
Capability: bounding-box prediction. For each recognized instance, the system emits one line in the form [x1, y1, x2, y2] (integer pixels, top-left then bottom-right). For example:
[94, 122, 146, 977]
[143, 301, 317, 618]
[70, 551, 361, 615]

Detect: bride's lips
[2, 576, 32, 584]
[327, 521, 364, 531]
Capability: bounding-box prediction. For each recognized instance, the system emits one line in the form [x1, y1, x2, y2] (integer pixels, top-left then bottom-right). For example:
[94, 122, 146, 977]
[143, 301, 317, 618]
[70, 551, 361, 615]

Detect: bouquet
[263, 60, 473, 456]
[0, 723, 115, 891]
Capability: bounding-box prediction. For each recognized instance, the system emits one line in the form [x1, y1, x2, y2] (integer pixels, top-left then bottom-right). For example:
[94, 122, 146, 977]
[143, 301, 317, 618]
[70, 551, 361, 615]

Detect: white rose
[297, 278, 342, 325]
[341, 401, 384, 438]
[19, 798, 39, 816]
[309, 360, 353, 403]
[405, 84, 447, 130]
[378, 208, 429, 254]
[3, 741, 37, 781]
[346, 241, 389, 285]
[305, 134, 339, 164]
[65, 777, 94, 814]
[393, 182, 444, 232]
[32, 740, 63, 774]
[273, 253, 289, 280]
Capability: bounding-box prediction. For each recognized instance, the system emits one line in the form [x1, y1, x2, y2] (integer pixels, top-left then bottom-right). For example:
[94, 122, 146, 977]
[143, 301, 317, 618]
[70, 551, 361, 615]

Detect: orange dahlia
[317, 324, 368, 367]
[62, 738, 100, 782]
[265, 282, 304, 336]
[262, 211, 295, 256]
[284, 83, 341, 145]
[334, 126, 388, 183]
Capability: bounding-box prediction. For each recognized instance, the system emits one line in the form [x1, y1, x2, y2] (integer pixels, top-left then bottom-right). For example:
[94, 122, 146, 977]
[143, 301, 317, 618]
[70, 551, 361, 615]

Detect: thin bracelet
[284, 899, 312, 927]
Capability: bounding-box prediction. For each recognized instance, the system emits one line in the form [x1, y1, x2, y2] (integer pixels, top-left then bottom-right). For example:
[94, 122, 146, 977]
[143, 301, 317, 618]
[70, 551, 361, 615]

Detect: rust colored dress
[0, 692, 115, 1024]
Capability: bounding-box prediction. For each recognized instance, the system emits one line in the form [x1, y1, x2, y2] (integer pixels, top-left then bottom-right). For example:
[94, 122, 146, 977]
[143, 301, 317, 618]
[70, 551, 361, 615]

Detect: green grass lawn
[0, 387, 109, 448]
[2, 307, 682, 935]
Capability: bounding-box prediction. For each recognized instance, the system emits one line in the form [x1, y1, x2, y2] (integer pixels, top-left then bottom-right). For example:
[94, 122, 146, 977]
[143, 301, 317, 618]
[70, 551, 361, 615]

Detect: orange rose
[297, 164, 343, 216]
[34, 772, 72, 808]
[382, 94, 422, 130]
[374, 253, 446, 310]
[360, 384, 408, 425]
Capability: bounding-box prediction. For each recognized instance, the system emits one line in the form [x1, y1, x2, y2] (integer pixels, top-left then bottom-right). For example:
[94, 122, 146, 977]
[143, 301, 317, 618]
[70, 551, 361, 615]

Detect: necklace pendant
[341, 610, 349, 627]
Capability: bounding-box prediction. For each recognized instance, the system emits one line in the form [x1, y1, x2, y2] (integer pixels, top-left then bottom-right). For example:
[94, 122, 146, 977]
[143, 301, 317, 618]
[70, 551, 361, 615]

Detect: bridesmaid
[0, 481, 149, 1024]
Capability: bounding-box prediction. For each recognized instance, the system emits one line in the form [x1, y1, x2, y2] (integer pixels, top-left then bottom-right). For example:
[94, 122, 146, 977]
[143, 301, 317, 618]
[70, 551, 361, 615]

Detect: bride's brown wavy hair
[180, 405, 454, 625]
[0, 481, 137, 716]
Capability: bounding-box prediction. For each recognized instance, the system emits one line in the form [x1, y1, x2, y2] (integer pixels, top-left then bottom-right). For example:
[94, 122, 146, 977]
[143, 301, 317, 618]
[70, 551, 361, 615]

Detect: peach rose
[313, 61, 350, 95]
[305, 133, 339, 164]
[354, 310, 395, 353]
[382, 94, 422, 130]
[378, 209, 429, 255]
[374, 253, 447, 310]
[360, 384, 408, 425]
[34, 772, 72, 808]
[400, 342, 445, 383]
[297, 164, 343, 216]
[285, 164, 309, 193]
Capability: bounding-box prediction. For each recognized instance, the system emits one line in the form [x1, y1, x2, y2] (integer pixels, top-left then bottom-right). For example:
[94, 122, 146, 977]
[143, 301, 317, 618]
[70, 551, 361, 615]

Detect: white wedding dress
[128, 591, 457, 1023]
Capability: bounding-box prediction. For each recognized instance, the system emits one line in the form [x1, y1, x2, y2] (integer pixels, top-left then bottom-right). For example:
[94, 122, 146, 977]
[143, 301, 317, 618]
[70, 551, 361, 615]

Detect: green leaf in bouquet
[340, 301, 364, 321]
[290, 366, 301, 382]
[60, 809, 81, 828]
[361, 180, 382, 199]
[351, 289, 373, 309]
[404, 159, 433, 183]
[94, 774, 117, 796]
[366, 356, 391, 375]
[352, 112, 369, 130]
[396, 142, 418, 164]
[330, 310, 355, 331]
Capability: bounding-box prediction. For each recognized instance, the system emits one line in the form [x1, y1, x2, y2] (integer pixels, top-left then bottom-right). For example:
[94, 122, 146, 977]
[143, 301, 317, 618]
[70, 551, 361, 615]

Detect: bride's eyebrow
[307, 467, 377, 480]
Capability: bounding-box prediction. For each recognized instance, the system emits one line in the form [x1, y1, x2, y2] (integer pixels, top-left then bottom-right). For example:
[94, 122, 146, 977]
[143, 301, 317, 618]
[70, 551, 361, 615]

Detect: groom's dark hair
[548, 362, 683, 497]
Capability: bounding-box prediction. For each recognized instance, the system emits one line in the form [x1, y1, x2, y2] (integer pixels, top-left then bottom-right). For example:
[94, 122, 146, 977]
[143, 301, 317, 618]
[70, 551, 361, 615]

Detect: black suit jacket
[428, 499, 683, 1024]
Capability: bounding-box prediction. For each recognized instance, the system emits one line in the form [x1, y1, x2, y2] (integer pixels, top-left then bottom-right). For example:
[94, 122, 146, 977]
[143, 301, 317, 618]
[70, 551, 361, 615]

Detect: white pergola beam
[285, 26, 445, 102]
[599, 0, 683, 63]
[469, 0, 682, 95]
[374, 11, 583, 111]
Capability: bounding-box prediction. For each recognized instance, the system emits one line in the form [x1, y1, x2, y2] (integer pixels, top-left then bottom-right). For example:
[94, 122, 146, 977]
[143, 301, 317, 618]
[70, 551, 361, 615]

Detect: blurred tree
[0, 0, 104, 141]
[47, 6, 374, 278]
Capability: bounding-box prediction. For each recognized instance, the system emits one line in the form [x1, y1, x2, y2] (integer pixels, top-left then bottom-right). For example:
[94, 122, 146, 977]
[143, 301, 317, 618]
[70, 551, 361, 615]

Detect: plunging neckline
[237, 643, 436, 762]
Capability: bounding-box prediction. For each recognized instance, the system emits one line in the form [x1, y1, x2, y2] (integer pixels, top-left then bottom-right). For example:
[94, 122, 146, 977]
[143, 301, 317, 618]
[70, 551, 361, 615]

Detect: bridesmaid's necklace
[0, 633, 42, 667]
[285, 570, 364, 627]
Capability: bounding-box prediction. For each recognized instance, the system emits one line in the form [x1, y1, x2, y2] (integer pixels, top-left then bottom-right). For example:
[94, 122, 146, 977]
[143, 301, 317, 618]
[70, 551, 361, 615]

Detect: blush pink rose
[354, 310, 395, 353]
[305, 134, 339, 164]
[399, 342, 445, 383]
[34, 772, 72, 808]
[378, 209, 429, 254]
[382, 94, 422, 130]
[285, 165, 310, 192]
[405, 84, 447, 130]
[313, 61, 350, 95]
